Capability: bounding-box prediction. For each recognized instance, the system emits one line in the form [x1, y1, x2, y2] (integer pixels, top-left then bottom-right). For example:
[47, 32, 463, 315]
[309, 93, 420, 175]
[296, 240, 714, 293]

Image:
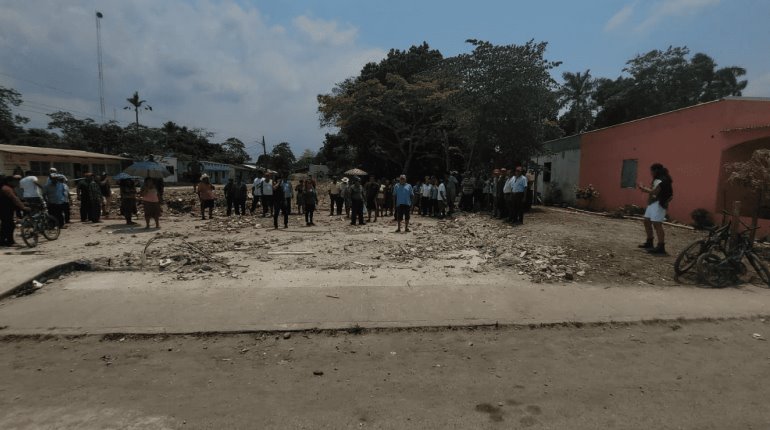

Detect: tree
[725, 149, 770, 240]
[124, 91, 152, 126]
[216, 137, 250, 165]
[294, 149, 316, 170]
[594, 47, 748, 128]
[269, 142, 296, 175]
[0, 86, 28, 143]
[557, 70, 596, 135]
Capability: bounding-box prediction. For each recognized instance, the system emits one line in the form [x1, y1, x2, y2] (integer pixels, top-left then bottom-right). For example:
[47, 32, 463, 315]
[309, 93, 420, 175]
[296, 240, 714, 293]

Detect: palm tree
[124, 91, 152, 126]
[557, 70, 596, 134]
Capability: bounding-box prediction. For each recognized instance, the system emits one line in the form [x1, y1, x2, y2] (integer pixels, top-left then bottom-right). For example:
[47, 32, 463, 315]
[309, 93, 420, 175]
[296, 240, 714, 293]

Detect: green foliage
[0, 86, 29, 142]
[592, 47, 747, 129]
[268, 142, 296, 176]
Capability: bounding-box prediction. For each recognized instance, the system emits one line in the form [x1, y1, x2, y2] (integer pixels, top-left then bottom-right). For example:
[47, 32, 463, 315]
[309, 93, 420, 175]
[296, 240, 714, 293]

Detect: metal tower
[95, 11, 105, 122]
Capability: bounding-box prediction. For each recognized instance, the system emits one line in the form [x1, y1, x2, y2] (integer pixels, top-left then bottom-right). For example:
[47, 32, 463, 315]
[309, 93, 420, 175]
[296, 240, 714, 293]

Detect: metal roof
[0, 144, 127, 160]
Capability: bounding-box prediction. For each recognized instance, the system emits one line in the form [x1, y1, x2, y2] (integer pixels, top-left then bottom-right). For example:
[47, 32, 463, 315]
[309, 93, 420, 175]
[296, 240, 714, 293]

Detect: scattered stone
[283, 333, 291, 340]
[313, 370, 324, 376]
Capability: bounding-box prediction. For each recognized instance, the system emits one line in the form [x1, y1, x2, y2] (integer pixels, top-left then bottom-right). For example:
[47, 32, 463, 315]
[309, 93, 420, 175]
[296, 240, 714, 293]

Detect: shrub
[575, 184, 600, 200]
[690, 208, 715, 230]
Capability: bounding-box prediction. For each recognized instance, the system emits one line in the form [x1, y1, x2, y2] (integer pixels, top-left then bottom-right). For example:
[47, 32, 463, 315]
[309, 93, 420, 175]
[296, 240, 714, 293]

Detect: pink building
[577, 97, 770, 229]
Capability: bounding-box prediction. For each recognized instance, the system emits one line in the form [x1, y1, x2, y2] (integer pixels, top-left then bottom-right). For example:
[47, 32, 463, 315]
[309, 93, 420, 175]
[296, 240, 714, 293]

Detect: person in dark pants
[250, 171, 264, 214]
[272, 177, 289, 229]
[76, 175, 91, 222]
[119, 178, 138, 225]
[304, 181, 317, 226]
[234, 180, 248, 216]
[223, 178, 236, 216]
[0, 176, 29, 246]
[84, 174, 102, 223]
[349, 177, 365, 225]
[261, 174, 273, 218]
[43, 174, 67, 227]
[510, 167, 528, 224]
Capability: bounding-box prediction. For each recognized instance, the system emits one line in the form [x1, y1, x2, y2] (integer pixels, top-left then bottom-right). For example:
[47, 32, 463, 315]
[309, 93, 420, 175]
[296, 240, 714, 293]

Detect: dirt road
[2, 319, 769, 429]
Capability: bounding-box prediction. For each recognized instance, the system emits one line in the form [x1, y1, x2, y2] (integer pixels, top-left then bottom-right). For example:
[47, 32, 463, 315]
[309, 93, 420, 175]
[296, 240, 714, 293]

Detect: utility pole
[95, 11, 106, 122]
[260, 135, 267, 158]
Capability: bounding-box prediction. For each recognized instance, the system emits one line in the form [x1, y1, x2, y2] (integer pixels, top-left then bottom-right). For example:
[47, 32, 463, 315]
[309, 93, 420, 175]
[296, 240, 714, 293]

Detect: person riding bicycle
[19, 170, 44, 214]
[0, 175, 30, 247]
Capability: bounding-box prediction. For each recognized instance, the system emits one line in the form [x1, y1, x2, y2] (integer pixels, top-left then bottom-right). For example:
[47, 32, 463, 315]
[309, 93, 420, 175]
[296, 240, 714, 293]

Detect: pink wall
[579, 99, 770, 225]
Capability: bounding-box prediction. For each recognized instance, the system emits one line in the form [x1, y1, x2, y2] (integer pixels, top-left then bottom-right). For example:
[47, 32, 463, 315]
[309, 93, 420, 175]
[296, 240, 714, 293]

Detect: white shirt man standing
[250, 172, 264, 215]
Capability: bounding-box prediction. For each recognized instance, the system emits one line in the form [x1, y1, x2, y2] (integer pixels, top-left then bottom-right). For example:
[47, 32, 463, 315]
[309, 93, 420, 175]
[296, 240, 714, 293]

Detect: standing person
[296, 179, 305, 215]
[491, 169, 501, 217]
[86, 174, 103, 223]
[261, 173, 273, 217]
[365, 176, 379, 223]
[382, 179, 393, 217]
[223, 178, 236, 216]
[250, 171, 264, 215]
[502, 169, 514, 222]
[43, 174, 67, 227]
[393, 174, 412, 233]
[272, 176, 289, 229]
[304, 180, 318, 226]
[638, 163, 674, 255]
[282, 176, 293, 215]
[196, 174, 216, 220]
[461, 173, 474, 212]
[349, 177, 365, 225]
[376, 181, 386, 218]
[99, 172, 112, 218]
[430, 177, 439, 217]
[437, 177, 447, 219]
[510, 167, 528, 224]
[341, 177, 351, 217]
[445, 172, 458, 215]
[328, 177, 341, 216]
[411, 180, 422, 215]
[76, 175, 91, 222]
[19, 170, 43, 211]
[420, 176, 431, 216]
[234, 179, 248, 216]
[0, 176, 29, 247]
[140, 178, 161, 229]
[119, 177, 138, 225]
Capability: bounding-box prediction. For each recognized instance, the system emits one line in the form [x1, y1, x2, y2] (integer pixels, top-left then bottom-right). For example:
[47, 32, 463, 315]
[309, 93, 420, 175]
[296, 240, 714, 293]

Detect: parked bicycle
[696, 224, 770, 288]
[19, 202, 60, 248]
[674, 222, 732, 276]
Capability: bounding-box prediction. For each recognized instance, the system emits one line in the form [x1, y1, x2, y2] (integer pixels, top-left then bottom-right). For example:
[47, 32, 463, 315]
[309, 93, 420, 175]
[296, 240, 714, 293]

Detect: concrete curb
[0, 260, 92, 301]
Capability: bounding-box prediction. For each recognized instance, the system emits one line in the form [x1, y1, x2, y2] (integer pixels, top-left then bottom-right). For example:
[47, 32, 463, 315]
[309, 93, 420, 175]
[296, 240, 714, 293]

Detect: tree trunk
[441, 129, 451, 173]
[751, 190, 762, 243]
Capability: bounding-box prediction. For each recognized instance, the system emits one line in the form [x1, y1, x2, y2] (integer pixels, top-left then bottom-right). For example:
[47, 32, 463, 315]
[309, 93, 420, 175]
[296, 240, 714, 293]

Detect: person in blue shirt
[392, 174, 413, 233]
[43, 174, 68, 227]
[511, 167, 528, 224]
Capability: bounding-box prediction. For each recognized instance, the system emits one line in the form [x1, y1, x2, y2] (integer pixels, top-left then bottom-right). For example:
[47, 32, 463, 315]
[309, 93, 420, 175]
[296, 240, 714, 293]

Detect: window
[53, 162, 73, 178]
[543, 162, 552, 183]
[620, 159, 638, 188]
[165, 166, 175, 175]
[91, 164, 106, 175]
[29, 161, 51, 175]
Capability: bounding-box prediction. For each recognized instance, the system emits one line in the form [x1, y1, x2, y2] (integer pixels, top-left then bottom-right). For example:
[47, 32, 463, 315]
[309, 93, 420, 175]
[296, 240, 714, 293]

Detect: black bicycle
[696, 225, 770, 288]
[674, 222, 732, 276]
[20, 203, 60, 248]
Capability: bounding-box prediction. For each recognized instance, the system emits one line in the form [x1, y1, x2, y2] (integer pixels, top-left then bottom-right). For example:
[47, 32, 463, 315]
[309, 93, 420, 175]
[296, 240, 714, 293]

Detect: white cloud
[0, 0, 386, 157]
[604, 3, 635, 32]
[636, 0, 720, 31]
[293, 15, 358, 46]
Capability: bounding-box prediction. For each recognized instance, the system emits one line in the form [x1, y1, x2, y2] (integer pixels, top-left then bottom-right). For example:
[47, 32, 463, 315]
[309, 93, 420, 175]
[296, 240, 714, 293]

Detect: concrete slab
[0, 271, 769, 335]
[0, 254, 74, 298]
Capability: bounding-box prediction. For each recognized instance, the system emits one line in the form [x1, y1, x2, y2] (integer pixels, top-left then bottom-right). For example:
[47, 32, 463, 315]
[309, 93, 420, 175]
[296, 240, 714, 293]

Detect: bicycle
[19, 202, 60, 248]
[696, 224, 770, 288]
[673, 222, 732, 276]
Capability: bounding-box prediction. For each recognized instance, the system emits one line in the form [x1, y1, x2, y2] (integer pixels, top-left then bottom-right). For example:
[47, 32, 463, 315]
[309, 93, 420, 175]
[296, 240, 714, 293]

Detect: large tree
[557, 70, 596, 135]
[124, 91, 152, 126]
[594, 47, 748, 128]
[0, 86, 28, 143]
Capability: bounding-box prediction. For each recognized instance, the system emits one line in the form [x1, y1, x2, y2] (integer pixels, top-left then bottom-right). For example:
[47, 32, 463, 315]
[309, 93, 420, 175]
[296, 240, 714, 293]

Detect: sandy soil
[1, 319, 769, 429]
[9, 185, 759, 289]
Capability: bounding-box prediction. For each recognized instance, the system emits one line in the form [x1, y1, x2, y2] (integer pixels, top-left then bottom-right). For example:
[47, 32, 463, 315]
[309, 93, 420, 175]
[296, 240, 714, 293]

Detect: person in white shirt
[19, 171, 43, 211]
[260, 173, 273, 217]
[437, 178, 447, 218]
[421, 177, 432, 216]
[250, 171, 264, 214]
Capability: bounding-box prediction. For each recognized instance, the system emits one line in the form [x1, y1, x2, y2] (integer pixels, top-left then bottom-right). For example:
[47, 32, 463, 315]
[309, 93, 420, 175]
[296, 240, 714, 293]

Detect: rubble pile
[387, 214, 590, 282]
[199, 216, 263, 232]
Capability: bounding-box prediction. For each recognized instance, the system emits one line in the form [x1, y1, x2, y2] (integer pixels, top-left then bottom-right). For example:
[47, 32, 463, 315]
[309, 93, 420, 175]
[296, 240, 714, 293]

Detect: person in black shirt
[365, 176, 379, 223]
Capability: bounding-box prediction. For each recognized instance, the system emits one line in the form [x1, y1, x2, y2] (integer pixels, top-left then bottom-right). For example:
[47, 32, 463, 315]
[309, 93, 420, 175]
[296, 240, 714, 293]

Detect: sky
[1, 0, 768, 160]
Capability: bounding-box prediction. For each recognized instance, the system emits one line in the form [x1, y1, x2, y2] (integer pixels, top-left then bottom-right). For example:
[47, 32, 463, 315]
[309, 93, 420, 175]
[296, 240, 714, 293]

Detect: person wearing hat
[196, 174, 216, 220]
[340, 177, 351, 217]
[43, 174, 68, 227]
[349, 176, 365, 225]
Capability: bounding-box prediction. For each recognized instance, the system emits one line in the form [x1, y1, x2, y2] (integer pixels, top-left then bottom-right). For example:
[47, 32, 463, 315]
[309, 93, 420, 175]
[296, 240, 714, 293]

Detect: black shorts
[396, 205, 411, 222]
[201, 200, 215, 209]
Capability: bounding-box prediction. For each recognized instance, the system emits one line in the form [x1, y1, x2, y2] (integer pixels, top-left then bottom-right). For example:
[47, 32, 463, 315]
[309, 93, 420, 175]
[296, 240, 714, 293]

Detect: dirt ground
[11, 184, 764, 289]
[1, 319, 769, 429]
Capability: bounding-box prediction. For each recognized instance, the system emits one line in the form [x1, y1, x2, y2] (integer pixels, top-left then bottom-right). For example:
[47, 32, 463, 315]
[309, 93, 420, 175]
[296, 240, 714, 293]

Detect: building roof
[0, 144, 127, 160]
[542, 135, 581, 153]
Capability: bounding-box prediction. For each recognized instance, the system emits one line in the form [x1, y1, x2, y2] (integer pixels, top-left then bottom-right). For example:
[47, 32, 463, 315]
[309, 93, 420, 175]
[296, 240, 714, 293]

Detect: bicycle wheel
[20, 218, 38, 248]
[42, 214, 60, 240]
[746, 251, 770, 288]
[674, 239, 706, 275]
[696, 252, 732, 288]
